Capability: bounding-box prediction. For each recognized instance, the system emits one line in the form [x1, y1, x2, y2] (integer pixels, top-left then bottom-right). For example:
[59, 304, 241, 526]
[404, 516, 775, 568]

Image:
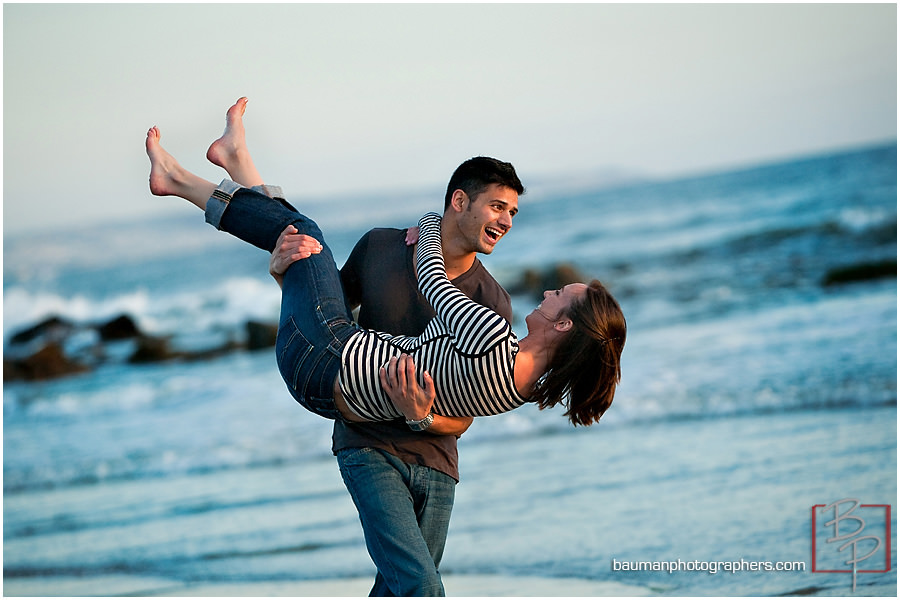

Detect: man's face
[455, 183, 519, 255]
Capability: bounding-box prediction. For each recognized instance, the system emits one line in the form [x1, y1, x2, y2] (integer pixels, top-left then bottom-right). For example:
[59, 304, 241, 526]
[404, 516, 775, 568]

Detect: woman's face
[534, 283, 588, 322]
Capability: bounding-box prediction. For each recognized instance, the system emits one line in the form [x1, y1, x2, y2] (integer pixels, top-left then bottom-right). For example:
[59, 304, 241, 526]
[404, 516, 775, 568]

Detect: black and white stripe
[338, 213, 529, 420]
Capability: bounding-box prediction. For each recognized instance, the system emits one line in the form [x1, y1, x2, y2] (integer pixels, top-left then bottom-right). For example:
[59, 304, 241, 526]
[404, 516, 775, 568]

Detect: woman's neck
[514, 335, 552, 397]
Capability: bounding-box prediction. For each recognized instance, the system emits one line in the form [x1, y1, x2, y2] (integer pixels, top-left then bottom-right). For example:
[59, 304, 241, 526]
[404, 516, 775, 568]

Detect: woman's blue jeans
[205, 180, 357, 420]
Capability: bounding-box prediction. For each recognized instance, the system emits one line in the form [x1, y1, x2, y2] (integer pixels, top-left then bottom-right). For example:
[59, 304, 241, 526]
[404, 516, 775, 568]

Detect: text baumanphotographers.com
[611, 559, 807, 575]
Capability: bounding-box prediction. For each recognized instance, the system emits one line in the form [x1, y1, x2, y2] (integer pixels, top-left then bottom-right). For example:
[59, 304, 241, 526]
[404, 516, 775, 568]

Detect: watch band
[406, 412, 435, 431]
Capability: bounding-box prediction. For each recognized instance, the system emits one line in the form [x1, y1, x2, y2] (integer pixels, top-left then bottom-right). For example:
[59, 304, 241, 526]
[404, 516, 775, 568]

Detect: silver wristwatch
[406, 412, 434, 431]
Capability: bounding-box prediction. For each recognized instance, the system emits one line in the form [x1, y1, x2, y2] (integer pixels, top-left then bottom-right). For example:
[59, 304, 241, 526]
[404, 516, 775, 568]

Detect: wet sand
[3, 406, 894, 598]
[3, 574, 654, 597]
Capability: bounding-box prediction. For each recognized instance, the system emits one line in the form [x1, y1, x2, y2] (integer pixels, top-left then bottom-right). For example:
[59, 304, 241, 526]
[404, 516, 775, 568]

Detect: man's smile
[485, 226, 504, 243]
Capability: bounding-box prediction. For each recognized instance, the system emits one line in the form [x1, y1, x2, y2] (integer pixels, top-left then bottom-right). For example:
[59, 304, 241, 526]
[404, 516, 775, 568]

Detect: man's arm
[427, 415, 474, 435]
[269, 225, 322, 288]
[270, 223, 476, 437]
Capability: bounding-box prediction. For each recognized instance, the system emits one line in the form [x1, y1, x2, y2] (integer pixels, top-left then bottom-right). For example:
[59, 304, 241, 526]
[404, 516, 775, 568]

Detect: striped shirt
[338, 213, 529, 420]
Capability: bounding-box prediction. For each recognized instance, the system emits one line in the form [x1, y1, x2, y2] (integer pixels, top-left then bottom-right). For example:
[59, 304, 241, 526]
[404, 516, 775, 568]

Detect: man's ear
[449, 189, 468, 213]
[554, 318, 573, 333]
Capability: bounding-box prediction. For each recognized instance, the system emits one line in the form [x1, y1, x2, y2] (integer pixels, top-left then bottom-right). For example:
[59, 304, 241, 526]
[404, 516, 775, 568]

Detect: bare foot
[206, 97, 263, 186]
[146, 126, 187, 196]
[146, 127, 216, 208]
[206, 97, 247, 168]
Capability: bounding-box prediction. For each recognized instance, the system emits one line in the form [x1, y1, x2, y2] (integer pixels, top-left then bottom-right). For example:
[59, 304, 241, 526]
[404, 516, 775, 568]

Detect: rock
[180, 340, 243, 362]
[246, 321, 278, 350]
[548, 263, 584, 289]
[3, 343, 89, 381]
[97, 314, 141, 340]
[822, 260, 896, 286]
[514, 269, 544, 294]
[9, 316, 75, 346]
[509, 263, 587, 300]
[127, 335, 243, 364]
[128, 335, 176, 363]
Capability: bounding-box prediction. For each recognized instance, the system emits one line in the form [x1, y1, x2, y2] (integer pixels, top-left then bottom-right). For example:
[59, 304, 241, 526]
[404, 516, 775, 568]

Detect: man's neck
[440, 220, 477, 280]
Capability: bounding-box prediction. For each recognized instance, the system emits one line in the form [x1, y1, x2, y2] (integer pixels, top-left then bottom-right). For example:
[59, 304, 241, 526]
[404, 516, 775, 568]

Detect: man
[270, 157, 523, 595]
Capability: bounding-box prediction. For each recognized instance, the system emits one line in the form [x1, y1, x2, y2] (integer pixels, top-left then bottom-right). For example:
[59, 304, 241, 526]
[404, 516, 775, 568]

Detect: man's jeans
[338, 447, 456, 596]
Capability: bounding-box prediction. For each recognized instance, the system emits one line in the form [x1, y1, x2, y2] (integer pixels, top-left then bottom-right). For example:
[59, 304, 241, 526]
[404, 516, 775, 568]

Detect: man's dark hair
[443, 157, 525, 210]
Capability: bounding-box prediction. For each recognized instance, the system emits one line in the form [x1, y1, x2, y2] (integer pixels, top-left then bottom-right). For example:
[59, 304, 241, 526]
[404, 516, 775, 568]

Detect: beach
[4, 575, 653, 597]
[4, 144, 896, 596]
[4, 402, 895, 597]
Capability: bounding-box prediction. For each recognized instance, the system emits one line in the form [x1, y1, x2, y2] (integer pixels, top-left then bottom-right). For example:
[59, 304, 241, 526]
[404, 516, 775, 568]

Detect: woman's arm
[415, 213, 510, 355]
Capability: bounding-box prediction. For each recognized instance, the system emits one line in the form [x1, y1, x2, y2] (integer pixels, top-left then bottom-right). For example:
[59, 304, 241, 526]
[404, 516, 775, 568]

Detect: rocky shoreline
[5, 259, 893, 383]
[3, 263, 587, 383]
[3, 313, 279, 383]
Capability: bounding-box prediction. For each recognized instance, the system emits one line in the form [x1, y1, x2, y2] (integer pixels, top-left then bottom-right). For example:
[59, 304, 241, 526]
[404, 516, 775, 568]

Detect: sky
[2, 2, 897, 235]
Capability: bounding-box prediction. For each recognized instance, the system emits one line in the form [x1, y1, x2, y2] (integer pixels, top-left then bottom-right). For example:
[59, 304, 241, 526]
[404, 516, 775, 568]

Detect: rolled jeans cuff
[204, 180, 287, 229]
[204, 179, 242, 229]
[252, 183, 285, 200]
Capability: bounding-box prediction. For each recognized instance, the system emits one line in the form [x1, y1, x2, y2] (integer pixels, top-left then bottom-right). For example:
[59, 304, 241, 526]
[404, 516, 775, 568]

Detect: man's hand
[379, 354, 473, 436]
[405, 226, 419, 246]
[269, 225, 323, 287]
[378, 354, 475, 436]
[380, 354, 435, 422]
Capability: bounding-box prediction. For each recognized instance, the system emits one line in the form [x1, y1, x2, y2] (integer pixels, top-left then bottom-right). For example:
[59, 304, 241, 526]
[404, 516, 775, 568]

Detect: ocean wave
[4, 144, 896, 497]
[837, 205, 896, 233]
[4, 276, 282, 346]
[3, 287, 153, 342]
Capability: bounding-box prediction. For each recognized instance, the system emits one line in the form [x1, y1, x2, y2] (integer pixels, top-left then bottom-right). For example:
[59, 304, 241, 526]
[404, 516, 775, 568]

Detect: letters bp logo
[812, 499, 892, 592]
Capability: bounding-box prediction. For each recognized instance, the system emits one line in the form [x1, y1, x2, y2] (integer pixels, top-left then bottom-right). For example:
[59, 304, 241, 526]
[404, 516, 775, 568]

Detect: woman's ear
[554, 318, 573, 333]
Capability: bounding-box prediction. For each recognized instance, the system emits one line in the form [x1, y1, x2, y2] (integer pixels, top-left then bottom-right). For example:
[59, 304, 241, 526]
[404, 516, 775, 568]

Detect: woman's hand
[269, 225, 323, 287]
[405, 226, 420, 246]
[379, 354, 435, 421]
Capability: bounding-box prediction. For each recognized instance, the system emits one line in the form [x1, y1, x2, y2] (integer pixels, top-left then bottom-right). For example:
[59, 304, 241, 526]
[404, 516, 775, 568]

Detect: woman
[145, 120, 625, 429]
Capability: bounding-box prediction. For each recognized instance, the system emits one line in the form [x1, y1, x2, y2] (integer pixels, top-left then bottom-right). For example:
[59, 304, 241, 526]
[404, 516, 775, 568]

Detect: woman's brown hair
[531, 280, 626, 426]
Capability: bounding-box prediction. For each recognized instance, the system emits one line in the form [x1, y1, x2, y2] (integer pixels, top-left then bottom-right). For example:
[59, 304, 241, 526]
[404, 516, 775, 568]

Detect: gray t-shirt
[333, 226, 512, 481]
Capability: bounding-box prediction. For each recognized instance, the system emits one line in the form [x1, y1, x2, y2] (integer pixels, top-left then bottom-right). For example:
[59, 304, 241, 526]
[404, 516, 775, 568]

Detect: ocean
[3, 144, 897, 596]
